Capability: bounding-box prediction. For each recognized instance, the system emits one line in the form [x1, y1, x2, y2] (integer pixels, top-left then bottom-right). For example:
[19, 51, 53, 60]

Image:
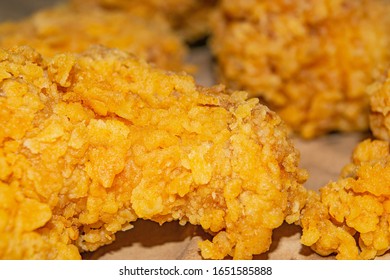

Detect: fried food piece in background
[210, 0, 390, 138]
[370, 70, 390, 141]
[0, 4, 189, 71]
[300, 139, 390, 259]
[71, 0, 218, 43]
[0, 46, 307, 259]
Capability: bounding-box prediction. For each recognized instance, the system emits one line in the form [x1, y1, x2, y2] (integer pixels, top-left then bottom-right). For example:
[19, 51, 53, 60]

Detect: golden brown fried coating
[300, 139, 390, 259]
[0, 4, 188, 71]
[370, 70, 390, 141]
[210, 0, 390, 138]
[71, 0, 218, 42]
[0, 46, 307, 259]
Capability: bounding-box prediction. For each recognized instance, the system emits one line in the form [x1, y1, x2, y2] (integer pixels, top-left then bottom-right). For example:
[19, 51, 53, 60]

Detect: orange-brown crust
[0, 46, 307, 259]
[300, 139, 390, 259]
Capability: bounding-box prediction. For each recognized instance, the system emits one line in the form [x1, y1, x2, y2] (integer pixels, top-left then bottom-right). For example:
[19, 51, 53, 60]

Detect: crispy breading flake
[0, 46, 307, 259]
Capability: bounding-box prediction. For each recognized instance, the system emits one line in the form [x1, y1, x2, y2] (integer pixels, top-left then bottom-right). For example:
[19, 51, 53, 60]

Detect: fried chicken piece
[71, 0, 218, 43]
[300, 139, 390, 259]
[370, 70, 390, 141]
[210, 0, 390, 138]
[0, 4, 188, 71]
[0, 46, 307, 259]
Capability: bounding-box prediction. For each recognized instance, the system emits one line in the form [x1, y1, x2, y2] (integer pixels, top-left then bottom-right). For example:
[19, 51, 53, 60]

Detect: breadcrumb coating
[210, 0, 390, 138]
[300, 139, 390, 259]
[71, 0, 218, 42]
[370, 70, 390, 141]
[0, 4, 188, 71]
[0, 46, 307, 259]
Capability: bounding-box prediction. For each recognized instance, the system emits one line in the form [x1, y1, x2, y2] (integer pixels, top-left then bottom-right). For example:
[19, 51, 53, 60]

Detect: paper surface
[1, 0, 388, 260]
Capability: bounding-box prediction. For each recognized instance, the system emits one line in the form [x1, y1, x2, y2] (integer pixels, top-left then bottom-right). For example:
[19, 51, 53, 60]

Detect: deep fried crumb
[0, 4, 188, 71]
[210, 0, 390, 138]
[0, 46, 307, 259]
[300, 139, 390, 259]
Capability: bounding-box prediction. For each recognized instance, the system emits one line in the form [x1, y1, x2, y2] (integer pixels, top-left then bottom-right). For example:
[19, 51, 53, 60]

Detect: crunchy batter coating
[0, 4, 188, 71]
[71, 0, 218, 42]
[210, 0, 390, 138]
[300, 139, 390, 259]
[0, 46, 307, 259]
[370, 70, 390, 141]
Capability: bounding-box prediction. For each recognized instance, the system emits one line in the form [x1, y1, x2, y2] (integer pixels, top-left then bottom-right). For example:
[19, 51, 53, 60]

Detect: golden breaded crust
[370, 70, 390, 141]
[0, 46, 307, 259]
[210, 0, 390, 138]
[71, 0, 218, 42]
[300, 139, 390, 259]
[0, 4, 188, 71]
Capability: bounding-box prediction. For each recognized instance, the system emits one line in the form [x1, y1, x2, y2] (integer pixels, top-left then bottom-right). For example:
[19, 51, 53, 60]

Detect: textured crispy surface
[71, 0, 218, 42]
[210, 0, 390, 138]
[300, 139, 390, 259]
[0, 46, 307, 259]
[0, 4, 188, 71]
[370, 70, 390, 141]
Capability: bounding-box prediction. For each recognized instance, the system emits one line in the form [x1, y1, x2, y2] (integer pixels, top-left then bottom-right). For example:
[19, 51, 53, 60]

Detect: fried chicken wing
[0, 4, 188, 71]
[71, 0, 218, 43]
[210, 0, 390, 138]
[370, 69, 390, 141]
[300, 139, 390, 259]
[0, 46, 307, 259]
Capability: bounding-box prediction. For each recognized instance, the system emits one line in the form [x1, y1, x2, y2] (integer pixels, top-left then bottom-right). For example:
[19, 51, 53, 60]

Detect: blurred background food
[0, 1, 190, 71]
[210, 0, 390, 139]
[70, 0, 218, 43]
[370, 70, 390, 141]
